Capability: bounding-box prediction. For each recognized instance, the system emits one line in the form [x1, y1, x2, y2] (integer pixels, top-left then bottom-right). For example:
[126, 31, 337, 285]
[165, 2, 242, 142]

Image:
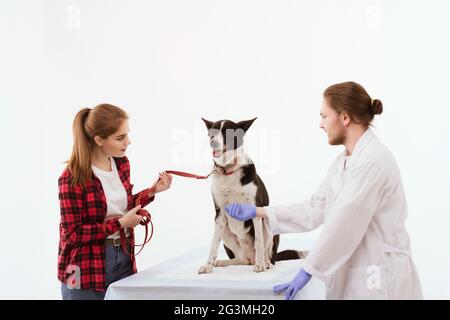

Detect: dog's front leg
[253, 217, 266, 272]
[198, 219, 222, 274]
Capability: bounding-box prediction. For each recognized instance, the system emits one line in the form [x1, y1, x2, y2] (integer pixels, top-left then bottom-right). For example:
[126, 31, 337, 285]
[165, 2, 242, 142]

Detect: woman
[225, 82, 423, 300]
[58, 103, 172, 300]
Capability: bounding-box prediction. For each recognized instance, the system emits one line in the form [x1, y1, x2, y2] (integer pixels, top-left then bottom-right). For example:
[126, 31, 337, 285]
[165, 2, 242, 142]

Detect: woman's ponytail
[67, 108, 93, 187]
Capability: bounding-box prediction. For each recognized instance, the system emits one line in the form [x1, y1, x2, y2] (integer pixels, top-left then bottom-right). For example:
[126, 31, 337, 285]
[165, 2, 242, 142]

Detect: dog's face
[202, 118, 256, 166]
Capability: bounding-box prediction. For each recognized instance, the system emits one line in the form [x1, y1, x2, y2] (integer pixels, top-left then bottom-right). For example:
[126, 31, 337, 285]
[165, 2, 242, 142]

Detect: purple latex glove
[273, 268, 312, 300]
[224, 203, 256, 221]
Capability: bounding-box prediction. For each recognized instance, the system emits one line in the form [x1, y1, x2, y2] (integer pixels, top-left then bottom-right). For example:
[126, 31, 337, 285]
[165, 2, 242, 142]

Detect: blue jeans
[61, 243, 133, 300]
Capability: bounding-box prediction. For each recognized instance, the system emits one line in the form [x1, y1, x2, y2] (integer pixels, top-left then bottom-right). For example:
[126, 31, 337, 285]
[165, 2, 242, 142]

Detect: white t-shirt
[92, 156, 128, 239]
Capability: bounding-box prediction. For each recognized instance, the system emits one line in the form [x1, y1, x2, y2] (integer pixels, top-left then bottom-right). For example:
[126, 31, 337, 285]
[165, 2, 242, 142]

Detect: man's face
[319, 99, 345, 145]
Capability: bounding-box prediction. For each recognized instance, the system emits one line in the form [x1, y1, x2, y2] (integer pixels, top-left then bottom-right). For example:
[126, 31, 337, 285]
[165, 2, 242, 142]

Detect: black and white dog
[198, 118, 306, 274]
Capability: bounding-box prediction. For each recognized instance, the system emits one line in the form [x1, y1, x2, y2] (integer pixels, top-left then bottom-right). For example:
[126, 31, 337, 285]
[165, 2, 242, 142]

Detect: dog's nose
[210, 140, 220, 149]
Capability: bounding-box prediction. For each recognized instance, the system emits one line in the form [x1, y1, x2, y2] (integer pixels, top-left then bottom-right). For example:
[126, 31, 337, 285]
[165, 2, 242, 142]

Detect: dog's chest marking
[212, 170, 256, 240]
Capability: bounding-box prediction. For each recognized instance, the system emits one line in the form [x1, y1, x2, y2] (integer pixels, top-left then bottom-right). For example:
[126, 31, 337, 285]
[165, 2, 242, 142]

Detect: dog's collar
[213, 159, 240, 176]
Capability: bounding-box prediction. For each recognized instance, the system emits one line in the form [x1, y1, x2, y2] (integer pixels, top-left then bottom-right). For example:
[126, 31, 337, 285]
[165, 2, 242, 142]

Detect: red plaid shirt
[57, 156, 155, 291]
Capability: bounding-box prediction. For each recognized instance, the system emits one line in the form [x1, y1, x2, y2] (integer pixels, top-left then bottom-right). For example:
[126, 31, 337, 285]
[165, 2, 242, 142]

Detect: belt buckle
[113, 237, 121, 247]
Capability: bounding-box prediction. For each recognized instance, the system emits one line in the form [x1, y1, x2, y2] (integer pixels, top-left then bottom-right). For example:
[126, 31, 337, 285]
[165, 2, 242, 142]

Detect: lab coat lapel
[343, 128, 375, 170]
[325, 128, 376, 221]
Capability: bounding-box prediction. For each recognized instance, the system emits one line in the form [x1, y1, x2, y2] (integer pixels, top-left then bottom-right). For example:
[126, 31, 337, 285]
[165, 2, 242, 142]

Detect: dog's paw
[198, 264, 213, 274]
[254, 263, 266, 273]
[265, 262, 274, 269]
[213, 260, 228, 267]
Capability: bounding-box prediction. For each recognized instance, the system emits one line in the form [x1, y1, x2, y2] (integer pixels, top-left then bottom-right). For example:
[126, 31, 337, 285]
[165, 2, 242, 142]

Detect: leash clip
[206, 168, 218, 178]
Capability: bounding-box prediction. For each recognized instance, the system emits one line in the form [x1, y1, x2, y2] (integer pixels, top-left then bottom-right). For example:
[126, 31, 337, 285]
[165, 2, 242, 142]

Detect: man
[225, 81, 423, 300]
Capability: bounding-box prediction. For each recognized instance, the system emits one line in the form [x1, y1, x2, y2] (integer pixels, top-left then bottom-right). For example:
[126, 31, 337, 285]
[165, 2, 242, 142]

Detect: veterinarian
[225, 81, 423, 300]
[58, 104, 172, 300]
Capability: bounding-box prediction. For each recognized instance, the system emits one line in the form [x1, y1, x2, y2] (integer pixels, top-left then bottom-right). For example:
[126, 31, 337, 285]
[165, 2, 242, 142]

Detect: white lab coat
[264, 129, 423, 299]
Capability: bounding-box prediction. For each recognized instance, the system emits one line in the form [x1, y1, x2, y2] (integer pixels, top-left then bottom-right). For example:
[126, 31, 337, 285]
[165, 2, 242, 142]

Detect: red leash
[119, 169, 218, 257]
[119, 187, 155, 257]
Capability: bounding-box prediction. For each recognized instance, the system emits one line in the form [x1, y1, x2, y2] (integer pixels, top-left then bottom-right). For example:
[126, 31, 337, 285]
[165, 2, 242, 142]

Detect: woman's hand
[118, 205, 142, 228]
[152, 172, 173, 194]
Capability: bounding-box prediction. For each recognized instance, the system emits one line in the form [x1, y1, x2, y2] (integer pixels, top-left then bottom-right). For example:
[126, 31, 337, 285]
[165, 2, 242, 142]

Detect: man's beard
[328, 128, 345, 145]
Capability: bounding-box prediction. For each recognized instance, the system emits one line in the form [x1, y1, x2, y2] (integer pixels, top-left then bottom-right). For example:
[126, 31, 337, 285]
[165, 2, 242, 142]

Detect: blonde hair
[66, 104, 128, 186]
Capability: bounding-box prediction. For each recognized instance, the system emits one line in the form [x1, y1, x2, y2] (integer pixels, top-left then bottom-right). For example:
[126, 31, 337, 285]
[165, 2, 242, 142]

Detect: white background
[1, 0, 449, 299]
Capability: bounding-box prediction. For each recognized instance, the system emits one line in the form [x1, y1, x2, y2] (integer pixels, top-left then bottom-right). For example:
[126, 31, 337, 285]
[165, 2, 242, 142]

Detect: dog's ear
[236, 117, 257, 133]
[202, 118, 213, 130]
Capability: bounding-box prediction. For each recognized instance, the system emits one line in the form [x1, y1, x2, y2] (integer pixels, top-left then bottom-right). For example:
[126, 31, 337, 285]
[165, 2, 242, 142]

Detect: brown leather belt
[105, 237, 128, 247]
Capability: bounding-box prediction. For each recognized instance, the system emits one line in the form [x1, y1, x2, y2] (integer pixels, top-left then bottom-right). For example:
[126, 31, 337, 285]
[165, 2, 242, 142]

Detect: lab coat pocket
[343, 265, 389, 300]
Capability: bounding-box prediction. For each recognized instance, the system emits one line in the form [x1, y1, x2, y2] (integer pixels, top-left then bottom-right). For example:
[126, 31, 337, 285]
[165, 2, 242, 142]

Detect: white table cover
[105, 238, 325, 300]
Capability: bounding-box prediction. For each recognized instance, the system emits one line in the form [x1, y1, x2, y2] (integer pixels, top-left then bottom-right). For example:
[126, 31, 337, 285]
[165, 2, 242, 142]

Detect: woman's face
[95, 119, 131, 157]
[319, 99, 345, 145]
